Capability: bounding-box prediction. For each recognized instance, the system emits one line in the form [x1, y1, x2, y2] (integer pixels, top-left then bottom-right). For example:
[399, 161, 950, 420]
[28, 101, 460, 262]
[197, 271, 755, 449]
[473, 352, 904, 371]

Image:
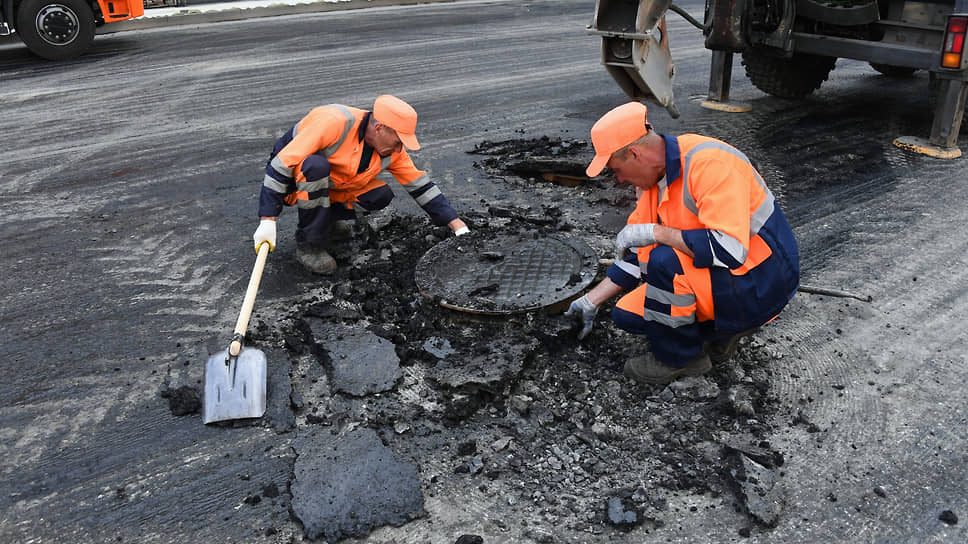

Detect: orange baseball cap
[585, 102, 650, 177]
[373, 94, 421, 151]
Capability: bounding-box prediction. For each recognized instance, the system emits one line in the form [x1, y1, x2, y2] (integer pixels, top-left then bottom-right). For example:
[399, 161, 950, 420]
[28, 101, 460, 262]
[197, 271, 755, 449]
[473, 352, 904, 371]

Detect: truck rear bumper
[791, 32, 966, 77]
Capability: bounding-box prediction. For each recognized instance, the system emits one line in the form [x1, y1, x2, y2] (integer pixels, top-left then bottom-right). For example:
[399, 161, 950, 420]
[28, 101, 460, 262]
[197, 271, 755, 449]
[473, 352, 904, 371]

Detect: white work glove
[454, 226, 470, 236]
[253, 219, 276, 253]
[564, 294, 599, 340]
[615, 223, 656, 261]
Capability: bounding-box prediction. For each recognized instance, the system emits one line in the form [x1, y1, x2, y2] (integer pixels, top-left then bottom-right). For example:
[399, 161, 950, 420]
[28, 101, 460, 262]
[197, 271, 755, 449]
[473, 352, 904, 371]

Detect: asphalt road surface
[1, 0, 966, 542]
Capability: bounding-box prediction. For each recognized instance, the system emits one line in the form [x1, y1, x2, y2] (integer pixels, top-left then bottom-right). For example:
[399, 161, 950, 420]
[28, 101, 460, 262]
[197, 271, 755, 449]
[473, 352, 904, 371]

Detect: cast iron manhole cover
[415, 231, 598, 315]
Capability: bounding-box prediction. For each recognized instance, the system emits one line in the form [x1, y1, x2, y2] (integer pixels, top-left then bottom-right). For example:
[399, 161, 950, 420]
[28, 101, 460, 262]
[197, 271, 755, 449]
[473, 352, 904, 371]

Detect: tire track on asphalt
[762, 150, 968, 539]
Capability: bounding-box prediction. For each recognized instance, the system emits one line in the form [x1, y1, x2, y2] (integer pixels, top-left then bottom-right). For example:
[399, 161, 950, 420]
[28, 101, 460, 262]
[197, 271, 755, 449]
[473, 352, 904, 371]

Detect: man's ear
[626, 145, 641, 162]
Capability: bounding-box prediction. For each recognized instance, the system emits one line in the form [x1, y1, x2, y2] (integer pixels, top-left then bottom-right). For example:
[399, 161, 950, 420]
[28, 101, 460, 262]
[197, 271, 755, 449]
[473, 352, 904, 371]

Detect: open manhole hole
[415, 230, 598, 315]
[470, 136, 591, 187]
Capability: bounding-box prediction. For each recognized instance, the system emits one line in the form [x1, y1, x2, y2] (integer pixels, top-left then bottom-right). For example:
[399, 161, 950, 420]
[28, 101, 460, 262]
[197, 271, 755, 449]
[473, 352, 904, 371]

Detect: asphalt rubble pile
[174, 137, 799, 541]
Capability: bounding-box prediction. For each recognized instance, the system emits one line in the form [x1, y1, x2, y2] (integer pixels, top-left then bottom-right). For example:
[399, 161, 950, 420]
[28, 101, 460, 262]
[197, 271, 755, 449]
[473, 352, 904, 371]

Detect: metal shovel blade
[202, 347, 267, 424]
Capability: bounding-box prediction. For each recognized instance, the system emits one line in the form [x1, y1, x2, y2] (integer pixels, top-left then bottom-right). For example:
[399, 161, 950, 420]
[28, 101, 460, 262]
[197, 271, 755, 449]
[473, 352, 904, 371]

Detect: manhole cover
[415, 231, 598, 315]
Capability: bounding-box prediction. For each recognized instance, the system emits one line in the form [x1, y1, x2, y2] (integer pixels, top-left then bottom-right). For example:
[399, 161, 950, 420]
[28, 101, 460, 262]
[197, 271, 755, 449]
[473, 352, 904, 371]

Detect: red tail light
[942, 16, 968, 69]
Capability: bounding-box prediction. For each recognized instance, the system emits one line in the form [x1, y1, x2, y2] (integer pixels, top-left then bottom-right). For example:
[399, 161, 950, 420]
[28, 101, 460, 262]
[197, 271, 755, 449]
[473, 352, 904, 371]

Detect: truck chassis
[590, 0, 968, 157]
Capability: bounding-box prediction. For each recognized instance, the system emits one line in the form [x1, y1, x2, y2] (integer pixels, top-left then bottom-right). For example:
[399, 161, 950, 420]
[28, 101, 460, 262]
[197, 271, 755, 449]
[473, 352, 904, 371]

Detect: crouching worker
[252, 95, 469, 274]
[565, 102, 799, 385]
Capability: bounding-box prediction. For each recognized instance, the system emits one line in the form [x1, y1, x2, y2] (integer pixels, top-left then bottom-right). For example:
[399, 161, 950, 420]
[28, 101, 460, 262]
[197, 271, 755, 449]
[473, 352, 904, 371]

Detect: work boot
[623, 352, 712, 385]
[329, 221, 354, 242]
[296, 244, 337, 275]
[705, 328, 760, 363]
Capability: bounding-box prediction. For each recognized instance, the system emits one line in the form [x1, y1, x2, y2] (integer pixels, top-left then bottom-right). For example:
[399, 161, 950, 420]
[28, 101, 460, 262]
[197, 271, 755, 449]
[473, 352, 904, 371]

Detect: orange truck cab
[0, 0, 144, 59]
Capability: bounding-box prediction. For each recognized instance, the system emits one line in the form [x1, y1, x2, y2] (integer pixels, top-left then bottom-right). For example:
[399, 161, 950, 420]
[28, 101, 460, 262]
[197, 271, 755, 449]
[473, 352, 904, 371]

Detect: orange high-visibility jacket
[259, 104, 455, 224]
[617, 134, 799, 330]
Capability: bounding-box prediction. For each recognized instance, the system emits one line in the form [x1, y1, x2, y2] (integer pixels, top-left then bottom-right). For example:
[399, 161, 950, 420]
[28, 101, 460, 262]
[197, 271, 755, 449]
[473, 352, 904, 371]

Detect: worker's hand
[564, 294, 598, 340]
[253, 218, 276, 253]
[615, 223, 656, 261]
[449, 218, 470, 236]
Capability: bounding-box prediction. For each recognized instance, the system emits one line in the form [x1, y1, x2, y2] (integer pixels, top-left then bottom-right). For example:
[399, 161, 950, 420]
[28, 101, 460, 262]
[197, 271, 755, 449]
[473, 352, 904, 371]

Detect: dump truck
[0, 0, 144, 60]
[589, 0, 968, 158]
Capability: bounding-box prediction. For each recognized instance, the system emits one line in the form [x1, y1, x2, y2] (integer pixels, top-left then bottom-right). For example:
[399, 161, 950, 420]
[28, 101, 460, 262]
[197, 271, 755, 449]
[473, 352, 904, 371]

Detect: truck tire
[870, 63, 917, 77]
[16, 0, 96, 60]
[741, 47, 836, 98]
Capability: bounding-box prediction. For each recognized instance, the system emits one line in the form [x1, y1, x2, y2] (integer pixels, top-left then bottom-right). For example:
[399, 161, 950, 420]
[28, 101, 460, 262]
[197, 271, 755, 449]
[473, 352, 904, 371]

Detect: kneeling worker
[566, 102, 799, 384]
[252, 95, 469, 274]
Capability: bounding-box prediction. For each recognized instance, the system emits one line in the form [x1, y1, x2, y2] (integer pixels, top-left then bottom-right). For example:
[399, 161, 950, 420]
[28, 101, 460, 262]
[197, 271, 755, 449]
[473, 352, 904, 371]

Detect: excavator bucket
[588, 0, 680, 118]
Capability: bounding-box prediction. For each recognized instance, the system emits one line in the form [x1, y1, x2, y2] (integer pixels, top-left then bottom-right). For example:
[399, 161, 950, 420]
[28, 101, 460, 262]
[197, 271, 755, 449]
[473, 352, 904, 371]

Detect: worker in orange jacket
[566, 102, 799, 384]
[252, 95, 469, 274]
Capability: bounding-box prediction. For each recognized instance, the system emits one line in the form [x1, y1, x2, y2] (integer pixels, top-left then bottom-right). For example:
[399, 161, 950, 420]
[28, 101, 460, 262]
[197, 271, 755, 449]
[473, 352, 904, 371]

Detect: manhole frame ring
[415, 232, 599, 316]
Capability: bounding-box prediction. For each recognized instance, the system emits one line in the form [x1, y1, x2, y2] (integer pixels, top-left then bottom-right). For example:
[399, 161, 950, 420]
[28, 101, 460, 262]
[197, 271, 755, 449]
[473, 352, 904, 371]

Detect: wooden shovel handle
[229, 243, 270, 356]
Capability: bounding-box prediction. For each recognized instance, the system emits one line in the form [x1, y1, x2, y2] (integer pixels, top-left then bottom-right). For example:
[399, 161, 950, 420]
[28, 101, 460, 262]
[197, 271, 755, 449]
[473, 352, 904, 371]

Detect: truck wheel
[870, 63, 917, 77]
[741, 47, 836, 98]
[16, 0, 96, 60]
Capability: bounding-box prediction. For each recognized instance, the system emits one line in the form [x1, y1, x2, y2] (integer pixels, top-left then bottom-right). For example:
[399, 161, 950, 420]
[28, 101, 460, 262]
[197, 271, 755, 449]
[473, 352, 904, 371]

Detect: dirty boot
[705, 328, 760, 363]
[623, 352, 712, 385]
[329, 221, 354, 242]
[296, 244, 337, 275]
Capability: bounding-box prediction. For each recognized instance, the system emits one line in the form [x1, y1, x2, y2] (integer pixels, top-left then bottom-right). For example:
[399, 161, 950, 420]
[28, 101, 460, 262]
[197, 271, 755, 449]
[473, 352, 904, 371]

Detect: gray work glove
[615, 223, 656, 261]
[564, 294, 598, 340]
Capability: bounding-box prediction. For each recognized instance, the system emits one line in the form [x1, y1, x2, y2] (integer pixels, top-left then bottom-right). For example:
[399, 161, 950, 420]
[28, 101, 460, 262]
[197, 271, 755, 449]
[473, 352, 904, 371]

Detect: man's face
[369, 123, 404, 157]
[605, 145, 663, 190]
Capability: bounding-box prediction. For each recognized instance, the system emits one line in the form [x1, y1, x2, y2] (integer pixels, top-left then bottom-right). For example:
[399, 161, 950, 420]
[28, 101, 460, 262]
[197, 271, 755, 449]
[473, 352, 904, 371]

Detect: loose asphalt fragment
[729, 453, 783, 527]
[308, 321, 402, 396]
[939, 509, 959, 525]
[422, 336, 455, 359]
[662, 375, 720, 401]
[470, 136, 590, 188]
[291, 427, 424, 541]
[606, 496, 642, 530]
[429, 336, 538, 392]
[263, 347, 295, 433]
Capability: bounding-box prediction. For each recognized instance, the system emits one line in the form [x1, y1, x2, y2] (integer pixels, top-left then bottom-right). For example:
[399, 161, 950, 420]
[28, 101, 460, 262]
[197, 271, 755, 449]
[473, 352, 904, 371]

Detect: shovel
[203, 243, 270, 424]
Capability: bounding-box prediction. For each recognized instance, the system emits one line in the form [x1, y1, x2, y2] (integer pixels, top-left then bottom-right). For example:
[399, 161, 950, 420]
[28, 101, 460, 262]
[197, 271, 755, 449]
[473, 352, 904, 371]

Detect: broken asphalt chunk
[729, 453, 783, 527]
[310, 321, 402, 396]
[431, 337, 538, 392]
[422, 336, 455, 359]
[291, 427, 424, 541]
[939, 510, 958, 525]
[605, 496, 642, 530]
